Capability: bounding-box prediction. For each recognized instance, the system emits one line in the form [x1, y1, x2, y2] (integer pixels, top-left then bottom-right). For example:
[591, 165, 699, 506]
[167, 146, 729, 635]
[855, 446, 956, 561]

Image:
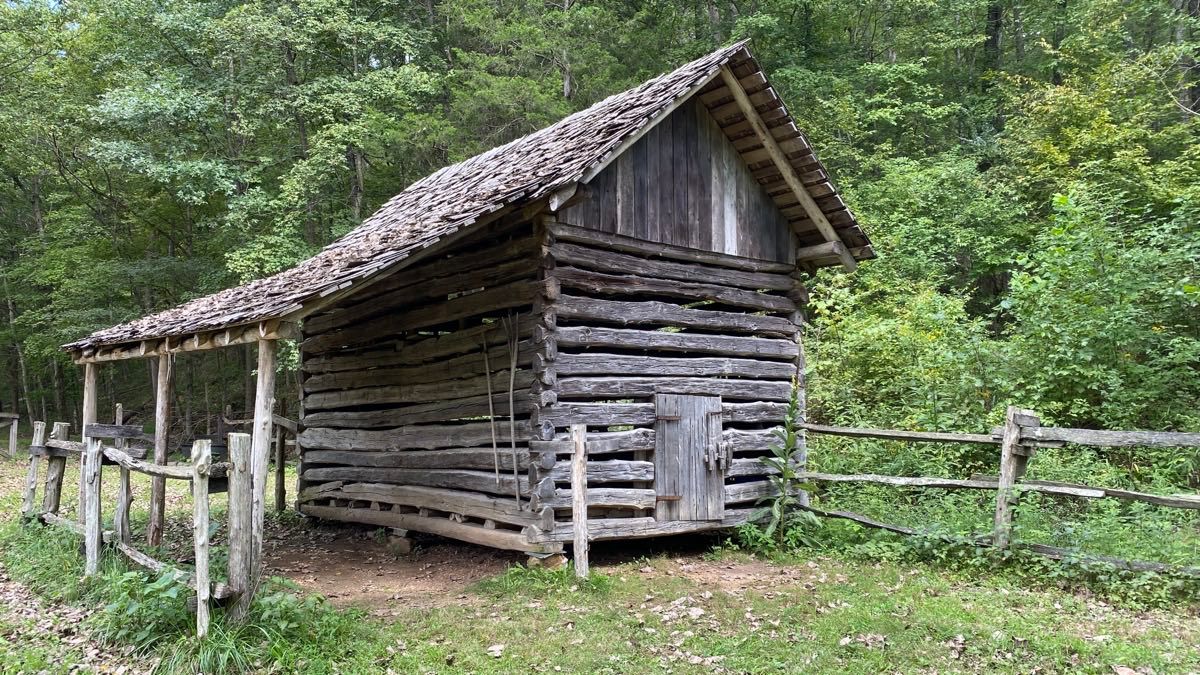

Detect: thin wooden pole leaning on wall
[274, 421, 285, 513]
[148, 353, 173, 546]
[113, 404, 132, 546]
[229, 339, 276, 620]
[79, 362, 97, 524]
[789, 276, 810, 507]
[226, 432, 252, 617]
[43, 422, 70, 514]
[21, 421, 46, 518]
[82, 432, 103, 576]
[993, 406, 1040, 549]
[190, 439, 212, 639]
[570, 423, 589, 578]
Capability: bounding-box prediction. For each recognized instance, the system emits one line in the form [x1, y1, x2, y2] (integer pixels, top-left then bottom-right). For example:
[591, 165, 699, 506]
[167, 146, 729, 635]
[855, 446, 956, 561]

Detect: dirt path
[0, 562, 147, 674]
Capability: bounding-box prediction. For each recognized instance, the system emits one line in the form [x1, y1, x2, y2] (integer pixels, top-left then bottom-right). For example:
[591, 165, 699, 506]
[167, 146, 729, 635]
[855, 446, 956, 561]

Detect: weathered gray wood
[299, 421, 531, 451]
[801, 423, 999, 445]
[993, 406, 1037, 549]
[526, 507, 757, 542]
[191, 440, 212, 639]
[21, 421, 45, 518]
[1015, 543, 1200, 576]
[1022, 426, 1200, 448]
[544, 487, 657, 510]
[302, 340, 531, 392]
[556, 352, 793, 381]
[82, 436, 102, 576]
[7, 414, 16, 459]
[556, 326, 798, 359]
[303, 448, 529, 471]
[548, 459, 655, 483]
[546, 222, 793, 273]
[654, 394, 724, 522]
[555, 295, 795, 337]
[243, 339, 277, 620]
[301, 317, 535, 373]
[556, 266, 794, 313]
[570, 424, 589, 578]
[42, 423, 70, 514]
[530, 428, 656, 455]
[149, 353, 171, 546]
[542, 401, 786, 427]
[558, 376, 791, 401]
[112, 405, 133, 546]
[300, 503, 560, 553]
[275, 423, 286, 513]
[83, 423, 152, 442]
[302, 467, 531, 497]
[44, 438, 84, 454]
[797, 504, 917, 536]
[969, 474, 1200, 509]
[101, 446, 193, 479]
[549, 242, 793, 291]
[80, 362, 97, 526]
[722, 428, 776, 454]
[303, 370, 534, 410]
[226, 433, 252, 615]
[301, 390, 533, 429]
[302, 482, 549, 529]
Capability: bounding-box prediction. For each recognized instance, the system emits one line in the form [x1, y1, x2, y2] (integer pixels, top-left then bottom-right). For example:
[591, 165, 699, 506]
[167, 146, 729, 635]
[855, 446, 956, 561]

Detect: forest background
[1, 0, 1197, 557]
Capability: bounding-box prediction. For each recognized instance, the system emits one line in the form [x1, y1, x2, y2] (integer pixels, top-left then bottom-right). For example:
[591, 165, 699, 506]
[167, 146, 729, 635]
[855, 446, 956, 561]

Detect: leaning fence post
[570, 423, 589, 578]
[993, 406, 1040, 549]
[191, 439, 212, 639]
[42, 423, 70, 515]
[226, 432, 252, 621]
[8, 414, 18, 460]
[21, 421, 46, 519]
[82, 433, 103, 576]
[113, 404, 132, 546]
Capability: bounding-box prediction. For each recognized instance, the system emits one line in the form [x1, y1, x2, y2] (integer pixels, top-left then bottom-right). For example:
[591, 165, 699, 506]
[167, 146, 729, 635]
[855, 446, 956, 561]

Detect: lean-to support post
[226, 432, 252, 612]
[570, 423, 589, 578]
[148, 353, 172, 546]
[230, 339, 276, 620]
[79, 362, 97, 524]
[191, 439, 212, 639]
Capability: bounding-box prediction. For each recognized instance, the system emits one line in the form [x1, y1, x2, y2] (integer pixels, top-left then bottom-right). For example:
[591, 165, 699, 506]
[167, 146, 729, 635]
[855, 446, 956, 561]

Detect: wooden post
[190, 439, 212, 639]
[21, 421, 46, 518]
[993, 406, 1039, 549]
[113, 404, 132, 546]
[79, 363, 97, 524]
[82, 433, 103, 576]
[8, 415, 18, 459]
[789, 276, 810, 507]
[570, 423, 589, 578]
[226, 432, 252, 615]
[274, 422, 285, 513]
[148, 353, 172, 546]
[43, 422, 70, 514]
[229, 339, 276, 620]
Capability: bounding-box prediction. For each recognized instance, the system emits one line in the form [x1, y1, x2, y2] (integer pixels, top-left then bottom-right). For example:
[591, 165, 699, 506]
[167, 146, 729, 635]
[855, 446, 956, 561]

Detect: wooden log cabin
[65, 42, 873, 557]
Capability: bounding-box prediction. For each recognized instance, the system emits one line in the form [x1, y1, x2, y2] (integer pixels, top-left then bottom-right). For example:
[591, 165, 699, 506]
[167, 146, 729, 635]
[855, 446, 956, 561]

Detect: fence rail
[799, 406, 1200, 576]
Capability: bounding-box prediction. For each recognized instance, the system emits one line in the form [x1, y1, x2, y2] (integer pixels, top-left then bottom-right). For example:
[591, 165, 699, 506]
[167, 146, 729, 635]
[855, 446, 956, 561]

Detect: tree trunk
[984, 3, 1003, 72]
[2, 274, 35, 423]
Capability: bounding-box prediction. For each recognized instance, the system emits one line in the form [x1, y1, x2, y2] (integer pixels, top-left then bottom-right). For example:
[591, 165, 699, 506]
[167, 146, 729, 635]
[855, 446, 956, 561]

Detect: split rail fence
[19, 406, 298, 637]
[796, 405, 1200, 575]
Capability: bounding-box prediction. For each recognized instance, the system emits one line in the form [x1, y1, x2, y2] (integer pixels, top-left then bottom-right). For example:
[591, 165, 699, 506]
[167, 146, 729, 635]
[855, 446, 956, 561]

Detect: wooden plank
[570, 424, 589, 577]
[543, 487, 656, 510]
[191, 440, 212, 639]
[558, 376, 791, 401]
[548, 459, 654, 483]
[226, 433, 252, 612]
[302, 467, 532, 497]
[547, 222, 792, 273]
[555, 352, 794, 379]
[21, 421, 45, 518]
[555, 295, 795, 336]
[527, 507, 757, 542]
[550, 242, 792, 291]
[80, 362, 97, 526]
[301, 318, 534, 374]
[301, 482, 549, 529]
[556, 326, 798, 359]
[82, 436, 103, 576]
[716, 66, 854, 271]
[970, 474, 1200, 509]
[302, 340, 530, 392]
[83, 423, 151, 441]
[42, 423, 70, 514]
[542, 401, 786, 428]
[993, 406, 1037, 549]
[44, 438, 84, 454]
[303, 370, 534, 410]
[556, 266, 794, 313]
[801, 423, 999, 445]
[301, 390, 533, 429]
[1023, 426, 1200, 448]
[654, 394, 724, 521]
[149, 354, 171, 546]
[303, 448, 528, 472]
[530, 428, 656, 455]
[299, 504, 560, 553]
[299, 421, 530, 452]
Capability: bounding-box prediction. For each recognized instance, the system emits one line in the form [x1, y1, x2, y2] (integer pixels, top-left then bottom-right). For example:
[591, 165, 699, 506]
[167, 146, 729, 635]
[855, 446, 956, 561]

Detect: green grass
[0, 452, 1198, 673]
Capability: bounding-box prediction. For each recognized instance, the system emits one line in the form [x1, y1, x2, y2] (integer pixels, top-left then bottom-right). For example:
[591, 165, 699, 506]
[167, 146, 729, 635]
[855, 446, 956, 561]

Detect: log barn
[65, 41, 873, 558]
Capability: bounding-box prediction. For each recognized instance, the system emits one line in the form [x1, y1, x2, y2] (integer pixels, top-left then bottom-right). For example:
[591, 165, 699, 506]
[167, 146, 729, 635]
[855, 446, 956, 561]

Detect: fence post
[274, 423, 286, 513]
[80, 362, 97, 525]
[993, 406, 1040, 549]
[8, 415, 18, 459]
[42, 423, 69, 515]
[82, 434, 103, 576]
[191, 439, 212, 639]
[570, 423, 589, 578]
[226, 432, 253, 621]
[113, 404, 132, 546]
[21, 421, 45, 518]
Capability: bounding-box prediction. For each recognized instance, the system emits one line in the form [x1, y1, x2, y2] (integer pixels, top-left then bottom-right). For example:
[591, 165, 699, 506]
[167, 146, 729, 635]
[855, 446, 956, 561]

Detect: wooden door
[653, 394, 725, 521]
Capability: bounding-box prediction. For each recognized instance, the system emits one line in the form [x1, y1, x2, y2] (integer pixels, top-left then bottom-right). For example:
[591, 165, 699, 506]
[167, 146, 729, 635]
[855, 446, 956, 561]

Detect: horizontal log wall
[539, 222, 797, 529]
[298, 218, 551, 545]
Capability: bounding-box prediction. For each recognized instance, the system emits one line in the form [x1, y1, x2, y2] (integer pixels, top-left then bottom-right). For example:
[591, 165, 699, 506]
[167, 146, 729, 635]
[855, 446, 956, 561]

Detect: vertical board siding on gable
[564, 98, 793, 263]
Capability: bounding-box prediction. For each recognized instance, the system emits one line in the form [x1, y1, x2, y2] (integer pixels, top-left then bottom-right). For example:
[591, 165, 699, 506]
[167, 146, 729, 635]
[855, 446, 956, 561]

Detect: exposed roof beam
[795, 241, 857, 272]
[716, 65, 856, 272]
[72, 320, 300, 364]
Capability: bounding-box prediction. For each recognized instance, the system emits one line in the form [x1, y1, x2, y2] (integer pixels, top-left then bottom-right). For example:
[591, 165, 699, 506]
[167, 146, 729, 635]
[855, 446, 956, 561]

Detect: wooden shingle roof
[66, 41, 870, 357]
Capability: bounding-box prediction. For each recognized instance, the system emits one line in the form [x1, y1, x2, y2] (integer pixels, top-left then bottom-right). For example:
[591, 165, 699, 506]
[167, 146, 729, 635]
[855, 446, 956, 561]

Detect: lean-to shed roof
[66, 41, 871, 357]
